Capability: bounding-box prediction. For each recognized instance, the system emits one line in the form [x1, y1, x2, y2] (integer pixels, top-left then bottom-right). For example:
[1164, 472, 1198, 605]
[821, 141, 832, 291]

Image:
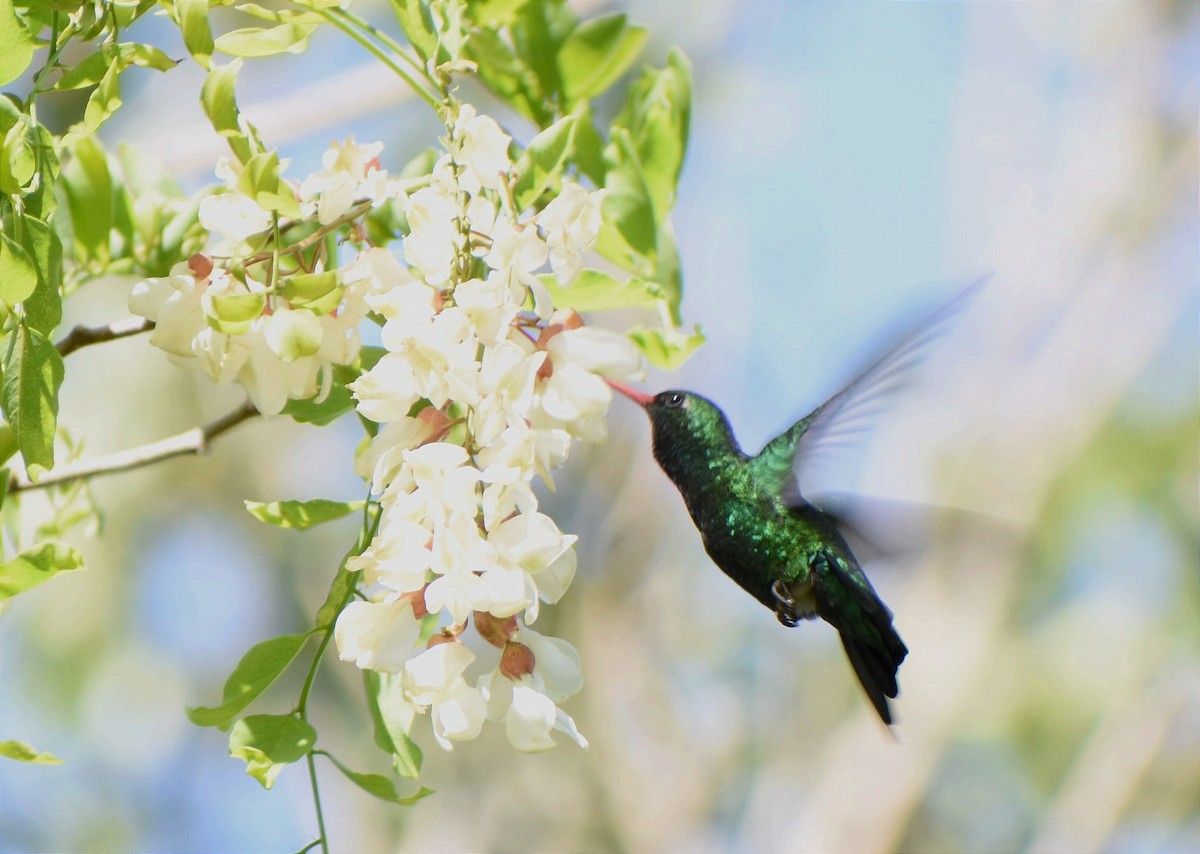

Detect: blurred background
[2, 1, 1198, 852]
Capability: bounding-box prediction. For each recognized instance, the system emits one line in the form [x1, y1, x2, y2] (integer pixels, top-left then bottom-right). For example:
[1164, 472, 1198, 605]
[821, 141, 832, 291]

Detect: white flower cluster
[334, 104, 644, 752]
[128, 139, 394, 414]
[130, 102, 641, 752]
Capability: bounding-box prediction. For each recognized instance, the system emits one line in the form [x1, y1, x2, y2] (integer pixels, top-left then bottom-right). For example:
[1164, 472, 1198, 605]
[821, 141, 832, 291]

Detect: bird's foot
[771, 579, 799, 628]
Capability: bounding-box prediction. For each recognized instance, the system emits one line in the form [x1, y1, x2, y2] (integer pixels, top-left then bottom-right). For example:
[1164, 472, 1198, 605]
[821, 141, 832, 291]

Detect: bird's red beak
[606, 379, 655, 407]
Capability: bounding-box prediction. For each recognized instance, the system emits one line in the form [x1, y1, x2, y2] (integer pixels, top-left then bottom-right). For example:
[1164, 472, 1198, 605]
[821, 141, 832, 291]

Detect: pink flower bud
[188, 253, 214, 282]
[499, 641, 536, 679]
[474, 611, 518, 648]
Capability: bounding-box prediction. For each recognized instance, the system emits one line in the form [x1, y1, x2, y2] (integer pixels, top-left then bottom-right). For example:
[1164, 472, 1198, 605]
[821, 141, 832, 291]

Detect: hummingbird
[609, 285, 979, 725]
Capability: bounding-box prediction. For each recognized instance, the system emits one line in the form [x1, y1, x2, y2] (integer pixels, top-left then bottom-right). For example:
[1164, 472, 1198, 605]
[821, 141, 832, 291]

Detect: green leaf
[0, 0, 36, 86]
[2, 325, 63, 473]
[464, 0, 530, 27]
[365, 670, 422, 779]
[0, 541, 83, 600]
[23, 123, 59, 221]
[60, 134, 113, 267]
[237, 150, 300, 217]
[512, 115, 575, 210]
[324, 751, 432, 805]
[186, 633, 311, 729]
[314, 563, 354, 630]
[0, 232, 37, 306]
[175, 0, 215, 68]
[567, 105, 606, 186]
[391, 0, 438, 62]
[53, 43, 178, 91]
[0, 423, 17, 466]
[234, 2, 327, 25]
[215, 23, 316, 58]
[466, 28, 535, 123]
[158, 191, 206, 274]
[244, 498, 363, 530]
[629, 324, 705, 371]
[613, 47, 692, 223]
[510, 0, 576, 116]
[557, 14, 647, 105]
[229, 714, 317, 790]
[0, 740, 62, 765]
[201, 60, 251, 164]
[538, 269, 662, 312]
[1, 120, 35, 194]
[281, 379, 353, 426]
[71, 55, 124, 140]
[596, 128, 656, 277]
[12, 215, 62, 334]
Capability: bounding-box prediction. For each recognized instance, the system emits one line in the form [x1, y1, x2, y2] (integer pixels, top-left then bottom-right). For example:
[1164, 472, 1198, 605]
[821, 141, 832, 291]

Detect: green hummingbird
[609, 286, 979, 725]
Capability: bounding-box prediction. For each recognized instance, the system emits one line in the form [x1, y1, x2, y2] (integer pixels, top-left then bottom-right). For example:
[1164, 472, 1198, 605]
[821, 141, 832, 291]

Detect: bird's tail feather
[839, 620, 908, 725]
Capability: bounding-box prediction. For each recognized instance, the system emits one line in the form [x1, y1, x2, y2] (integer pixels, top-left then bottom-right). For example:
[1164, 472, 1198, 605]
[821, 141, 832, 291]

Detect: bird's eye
[664, 392, 685, 408]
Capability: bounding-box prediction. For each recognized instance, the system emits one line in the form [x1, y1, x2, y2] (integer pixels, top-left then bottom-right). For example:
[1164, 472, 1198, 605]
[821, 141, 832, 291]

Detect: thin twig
[7, 401, 259, 494]
[56, 317, 154, 357]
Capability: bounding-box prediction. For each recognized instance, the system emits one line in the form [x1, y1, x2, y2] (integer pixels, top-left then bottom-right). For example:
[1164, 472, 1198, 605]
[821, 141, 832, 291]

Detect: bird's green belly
[693, 499, 808, 612]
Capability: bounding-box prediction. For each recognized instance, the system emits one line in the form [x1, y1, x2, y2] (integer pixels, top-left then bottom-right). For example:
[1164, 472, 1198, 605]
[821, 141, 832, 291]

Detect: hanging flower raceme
[333, 102, 642, 753]
[129, 103, 645, 754]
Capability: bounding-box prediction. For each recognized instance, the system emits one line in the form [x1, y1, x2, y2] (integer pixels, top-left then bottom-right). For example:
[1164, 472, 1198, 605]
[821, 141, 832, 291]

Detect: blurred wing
[811, 491, 1015, 567]
[781, 277, 986, 504]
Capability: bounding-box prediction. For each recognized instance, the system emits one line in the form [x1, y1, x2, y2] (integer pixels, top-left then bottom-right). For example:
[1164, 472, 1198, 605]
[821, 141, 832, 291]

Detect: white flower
[403, 186, 460, 285]
[453, 276, 521, 347]
[537, 360, 613, 442]
[403, 641, 487, 750]
[521, 624, 584, 701]
[198, 191, 271, 246]
[424, 513, 491, 624]
[299, 137, 389, 224]
[233, 319, 322, 415]
[487, 512, 577, 621]
[479, 669, 588, 752]
[473, 339, 545, 445]
[129, 266, 207, 358]
[350, 515, 433, 596]
[355, 415, 436, 494]
[334, 598, 421, 673]
[350, 354, 422, 422]
[538, 181, 607, 286]
[371, 280, 439, 348]
[402, 308, 481, 407]
[485, 218, 554, 318]
[547, 324, 646, 381]
[453, 104, 512, 194]
[397, 442, 481, 525]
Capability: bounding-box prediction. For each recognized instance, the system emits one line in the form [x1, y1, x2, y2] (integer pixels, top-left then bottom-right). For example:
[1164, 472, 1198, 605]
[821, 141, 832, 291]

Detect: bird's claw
[771, 579, 799, 628]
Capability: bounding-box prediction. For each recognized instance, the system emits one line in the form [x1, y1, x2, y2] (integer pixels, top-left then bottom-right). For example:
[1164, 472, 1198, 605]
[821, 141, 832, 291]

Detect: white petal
[505, 684, 558, 752]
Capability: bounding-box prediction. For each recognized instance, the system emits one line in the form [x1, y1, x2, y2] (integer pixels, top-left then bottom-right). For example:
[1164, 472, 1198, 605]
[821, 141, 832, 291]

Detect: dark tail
[839, 622, 908, 725]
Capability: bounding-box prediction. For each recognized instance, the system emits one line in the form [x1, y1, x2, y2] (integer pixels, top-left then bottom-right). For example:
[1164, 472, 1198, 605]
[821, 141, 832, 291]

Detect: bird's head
[608, 382, 741, 483]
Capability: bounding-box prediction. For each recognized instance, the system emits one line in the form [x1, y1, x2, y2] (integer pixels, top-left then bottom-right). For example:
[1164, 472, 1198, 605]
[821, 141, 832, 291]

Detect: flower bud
[188, 253, 214, 282]
[499, 641, 536, 679]
[474, 611, 517, 648]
